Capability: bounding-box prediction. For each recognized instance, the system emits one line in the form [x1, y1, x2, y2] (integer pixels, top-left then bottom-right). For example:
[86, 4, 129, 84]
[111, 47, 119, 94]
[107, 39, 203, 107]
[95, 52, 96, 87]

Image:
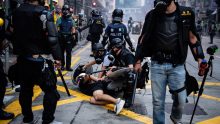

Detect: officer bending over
[12, 0, 62, 123]
[101, 9, 135, 52]
[134, 0, 205, 123]
[107, 38, 135, 107]
[76, 73, 125, 115]
[83, 43, 115, 78]
[57, 5, 76, 71]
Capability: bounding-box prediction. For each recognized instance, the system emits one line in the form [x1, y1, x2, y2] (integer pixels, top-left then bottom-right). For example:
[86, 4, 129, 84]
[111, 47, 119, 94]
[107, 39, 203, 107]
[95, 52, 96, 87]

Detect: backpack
[89, 18, 104, 34]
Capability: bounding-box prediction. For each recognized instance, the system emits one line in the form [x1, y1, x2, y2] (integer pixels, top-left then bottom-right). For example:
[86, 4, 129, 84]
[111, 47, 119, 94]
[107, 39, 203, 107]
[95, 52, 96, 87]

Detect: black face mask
[154, 0, 173, 14]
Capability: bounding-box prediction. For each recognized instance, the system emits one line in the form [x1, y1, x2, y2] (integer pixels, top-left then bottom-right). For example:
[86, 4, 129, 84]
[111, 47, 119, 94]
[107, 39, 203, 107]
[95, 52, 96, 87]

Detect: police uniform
[113, 48, 134, 67]
[0, 7, 15, 120]
[12, 3, 62, 123]
[103, 22, 132, 49]
[57, 15, 75, 70]
[87, 17, 105, 51]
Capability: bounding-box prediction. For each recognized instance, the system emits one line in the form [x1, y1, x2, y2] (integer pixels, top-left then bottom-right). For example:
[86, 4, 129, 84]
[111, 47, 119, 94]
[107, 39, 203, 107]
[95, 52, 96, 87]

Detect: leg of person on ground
[90, 90, 125, 115]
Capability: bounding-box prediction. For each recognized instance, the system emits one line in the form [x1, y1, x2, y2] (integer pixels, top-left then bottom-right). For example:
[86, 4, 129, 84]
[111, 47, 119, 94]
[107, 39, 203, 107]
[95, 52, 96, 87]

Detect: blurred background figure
[127, 17, 133, 34]
[209, 21, 217, 44]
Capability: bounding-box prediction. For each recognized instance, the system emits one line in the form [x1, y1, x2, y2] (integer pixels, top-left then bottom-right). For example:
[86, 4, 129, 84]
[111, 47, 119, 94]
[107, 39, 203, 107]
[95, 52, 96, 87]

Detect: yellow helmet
[0, 18, 4, 27]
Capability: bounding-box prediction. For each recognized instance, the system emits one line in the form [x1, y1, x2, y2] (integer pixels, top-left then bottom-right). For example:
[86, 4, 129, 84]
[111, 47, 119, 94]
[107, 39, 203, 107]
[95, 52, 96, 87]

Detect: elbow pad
[190, 41, 205, 61]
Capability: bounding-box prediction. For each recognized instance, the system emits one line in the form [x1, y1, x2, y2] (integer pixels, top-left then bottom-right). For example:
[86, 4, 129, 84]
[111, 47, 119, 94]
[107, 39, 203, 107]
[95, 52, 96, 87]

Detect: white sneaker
[49, 120, 63, 124]
[115, 99, 125, 115]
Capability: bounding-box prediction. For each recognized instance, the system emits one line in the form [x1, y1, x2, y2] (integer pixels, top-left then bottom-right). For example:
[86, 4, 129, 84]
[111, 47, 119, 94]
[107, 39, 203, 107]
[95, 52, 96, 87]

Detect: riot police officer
[83, 43, 115, 78]
[0, 5, 15, 120]
[57, 5, 76, 71]
[12, 0, 62, 123]
[101, 9, 135, 52]
[108, 38, 135, 108]
[78, 9, 105, 56]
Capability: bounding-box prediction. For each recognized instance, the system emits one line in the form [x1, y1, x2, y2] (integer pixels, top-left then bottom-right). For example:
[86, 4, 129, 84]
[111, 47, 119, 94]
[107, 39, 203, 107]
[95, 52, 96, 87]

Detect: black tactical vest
[12, 3, 49, 55]
[154, 11, 179, 54]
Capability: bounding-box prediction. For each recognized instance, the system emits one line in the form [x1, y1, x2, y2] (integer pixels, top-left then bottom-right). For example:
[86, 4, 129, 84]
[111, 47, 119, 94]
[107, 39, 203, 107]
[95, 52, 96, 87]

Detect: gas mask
[154, 0, 173, 14]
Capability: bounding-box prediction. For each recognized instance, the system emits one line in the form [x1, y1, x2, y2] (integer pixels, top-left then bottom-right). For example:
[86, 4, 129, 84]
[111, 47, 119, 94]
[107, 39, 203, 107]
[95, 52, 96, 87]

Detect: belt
[151, 52, 173, 63]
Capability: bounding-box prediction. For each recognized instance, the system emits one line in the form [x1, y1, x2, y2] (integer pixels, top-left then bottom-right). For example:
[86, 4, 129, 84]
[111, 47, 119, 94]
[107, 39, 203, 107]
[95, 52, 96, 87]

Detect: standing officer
[0, 5, 14, 120]
[107, 38, 135, 108]
[134, 0, 205, 124]
[78, 10, 105, 56]
[101, 9, 135, 52]
[57, 5, 76, 71]
[12, 0, 62, 123]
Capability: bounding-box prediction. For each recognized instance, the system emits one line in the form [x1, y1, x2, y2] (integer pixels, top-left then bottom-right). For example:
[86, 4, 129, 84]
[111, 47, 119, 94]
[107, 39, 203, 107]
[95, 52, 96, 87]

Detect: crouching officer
[83, 43, 115, 78]
[12, 0, 62, 123]
[57, 5, 76, 71]
[101, 9, 135, 52]
[134, 0, 205, 123]
[108, 38, 135, 108]
[0, 6, 15, 120]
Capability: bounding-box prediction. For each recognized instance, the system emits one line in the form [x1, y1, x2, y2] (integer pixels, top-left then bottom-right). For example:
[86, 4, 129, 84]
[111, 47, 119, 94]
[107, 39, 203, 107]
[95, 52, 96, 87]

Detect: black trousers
[0, 59, 7, 109]
[17, 57, 59, 123]
[60, 35, 73, 69]
[87, 34, 100, 51]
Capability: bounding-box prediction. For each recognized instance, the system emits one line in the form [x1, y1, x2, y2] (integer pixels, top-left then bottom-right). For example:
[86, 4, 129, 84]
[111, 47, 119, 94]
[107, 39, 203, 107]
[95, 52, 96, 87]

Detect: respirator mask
[154, 0, 173, 14]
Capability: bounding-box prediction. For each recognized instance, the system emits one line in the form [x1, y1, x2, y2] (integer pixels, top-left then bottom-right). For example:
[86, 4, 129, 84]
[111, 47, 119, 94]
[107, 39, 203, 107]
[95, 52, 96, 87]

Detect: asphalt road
[1, 34, 220, 124]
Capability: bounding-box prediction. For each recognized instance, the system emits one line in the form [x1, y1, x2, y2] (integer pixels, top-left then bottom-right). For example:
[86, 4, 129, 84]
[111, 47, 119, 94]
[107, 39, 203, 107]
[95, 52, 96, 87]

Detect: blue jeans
[151, 61, 187, 124]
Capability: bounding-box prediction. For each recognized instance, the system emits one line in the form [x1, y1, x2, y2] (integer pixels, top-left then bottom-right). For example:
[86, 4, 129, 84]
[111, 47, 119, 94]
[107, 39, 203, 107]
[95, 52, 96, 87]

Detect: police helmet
[112, 9, 123, 22]
[111, 38, 124, 49]
[93, 43, 105, 52]
[91, 9, 100, 17]
[62, 5, 70, 16]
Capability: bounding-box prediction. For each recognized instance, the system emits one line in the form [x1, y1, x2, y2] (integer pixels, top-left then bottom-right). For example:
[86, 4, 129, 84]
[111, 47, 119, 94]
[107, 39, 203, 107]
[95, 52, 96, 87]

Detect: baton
[57, 69, 71, 96]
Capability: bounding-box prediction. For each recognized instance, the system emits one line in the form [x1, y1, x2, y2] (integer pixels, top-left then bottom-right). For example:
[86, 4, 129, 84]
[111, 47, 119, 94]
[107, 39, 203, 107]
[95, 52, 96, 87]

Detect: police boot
[0, 109, 14, 120]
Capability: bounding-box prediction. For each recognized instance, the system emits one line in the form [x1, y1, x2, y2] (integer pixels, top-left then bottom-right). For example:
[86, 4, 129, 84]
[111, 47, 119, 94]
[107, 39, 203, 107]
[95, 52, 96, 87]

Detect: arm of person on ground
[83, 60, 96, 70]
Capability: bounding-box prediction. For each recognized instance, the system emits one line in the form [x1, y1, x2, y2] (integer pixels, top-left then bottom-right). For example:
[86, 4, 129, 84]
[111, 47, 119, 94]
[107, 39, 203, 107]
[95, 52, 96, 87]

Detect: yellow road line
[32, 97, 83, 112]
[104, 104, 152, 124]
[199, 94, 220, 102]
[0, 86, 42, 124]
[199, 82, 220, 87]
[73, 43, 90, 57]
[55, 56, 80, 75]
[57, 76, 72, 80]
[197, 116, 220, 124]
[56, 85, 153, 124]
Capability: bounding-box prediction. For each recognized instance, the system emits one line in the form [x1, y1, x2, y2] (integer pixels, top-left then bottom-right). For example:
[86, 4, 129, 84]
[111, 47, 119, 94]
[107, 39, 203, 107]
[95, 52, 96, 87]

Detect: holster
[41, 59, 57, 91]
